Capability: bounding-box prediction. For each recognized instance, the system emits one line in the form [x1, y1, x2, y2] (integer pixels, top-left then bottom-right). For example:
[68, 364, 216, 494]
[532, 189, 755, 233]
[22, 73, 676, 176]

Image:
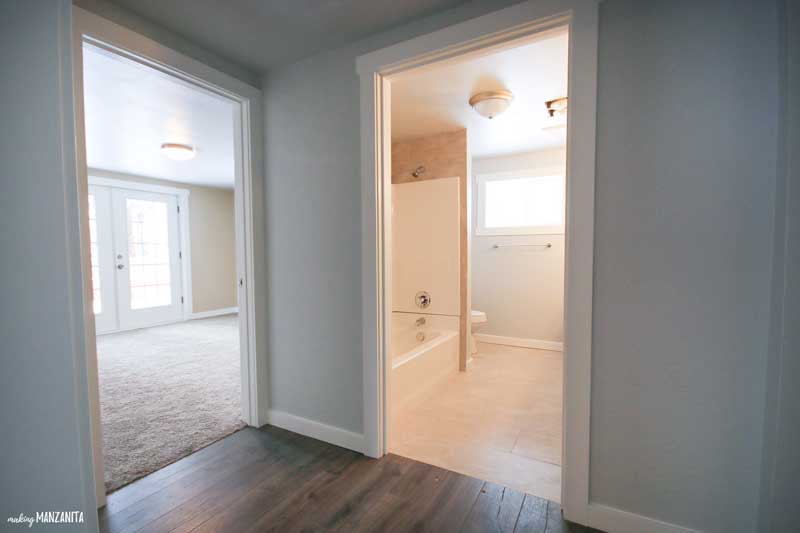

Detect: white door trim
[71, 6, 268, 507]
[358, 0, 598, 527]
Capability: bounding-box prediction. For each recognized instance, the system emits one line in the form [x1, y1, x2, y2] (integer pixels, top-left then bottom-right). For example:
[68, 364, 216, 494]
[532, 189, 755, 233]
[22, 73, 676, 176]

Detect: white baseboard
[266, 409, 364, 454]
[190, 307, 239, 320]
[474, 333, 563, 352]
[587, 504, 701, 533]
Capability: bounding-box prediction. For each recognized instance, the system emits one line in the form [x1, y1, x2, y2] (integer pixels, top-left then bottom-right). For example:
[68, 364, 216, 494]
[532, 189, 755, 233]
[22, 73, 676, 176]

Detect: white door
[112, 188, 183, 330]
[88, 185, 117, 334]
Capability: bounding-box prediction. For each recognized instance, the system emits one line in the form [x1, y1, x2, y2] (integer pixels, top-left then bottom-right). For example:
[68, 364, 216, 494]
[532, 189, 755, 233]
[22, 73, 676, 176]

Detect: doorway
[385, 27, 568, 503]
[357, 1, 599, 524]
[72, 7, 267, 506]
[82, 41, 244, 494]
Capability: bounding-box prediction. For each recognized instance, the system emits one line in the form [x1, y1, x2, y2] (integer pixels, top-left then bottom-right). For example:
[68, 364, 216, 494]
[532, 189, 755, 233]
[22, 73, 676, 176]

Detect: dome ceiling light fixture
[160, 143, 196, 161]
[469, 90, 514, 119]
[543, 97, 568, 129]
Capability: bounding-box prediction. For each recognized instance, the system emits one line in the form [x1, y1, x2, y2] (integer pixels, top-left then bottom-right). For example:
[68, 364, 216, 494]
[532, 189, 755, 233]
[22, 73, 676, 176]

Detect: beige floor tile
[389, 343, 563, 502]
[512, 426, 562, 465]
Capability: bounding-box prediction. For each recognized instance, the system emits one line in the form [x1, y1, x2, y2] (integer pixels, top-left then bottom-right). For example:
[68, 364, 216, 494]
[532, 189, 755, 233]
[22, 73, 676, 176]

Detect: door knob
[117, 264, 125, 270]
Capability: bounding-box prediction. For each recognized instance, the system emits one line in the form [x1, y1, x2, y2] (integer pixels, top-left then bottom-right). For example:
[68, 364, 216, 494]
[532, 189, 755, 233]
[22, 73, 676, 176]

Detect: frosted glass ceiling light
[469, 90, 513, 119]
[160, 143, 195, 161]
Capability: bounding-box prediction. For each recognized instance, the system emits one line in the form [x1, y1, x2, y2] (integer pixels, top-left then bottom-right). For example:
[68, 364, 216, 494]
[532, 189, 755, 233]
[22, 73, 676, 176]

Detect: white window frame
[475, 170, 566, 236]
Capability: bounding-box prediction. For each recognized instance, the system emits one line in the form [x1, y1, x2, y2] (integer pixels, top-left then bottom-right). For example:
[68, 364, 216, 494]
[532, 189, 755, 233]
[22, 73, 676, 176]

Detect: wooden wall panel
[391, 129, 470, 371]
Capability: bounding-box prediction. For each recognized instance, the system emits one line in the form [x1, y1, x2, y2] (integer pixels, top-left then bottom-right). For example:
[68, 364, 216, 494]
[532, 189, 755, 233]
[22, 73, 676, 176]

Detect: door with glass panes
[88, 184, 183, 333]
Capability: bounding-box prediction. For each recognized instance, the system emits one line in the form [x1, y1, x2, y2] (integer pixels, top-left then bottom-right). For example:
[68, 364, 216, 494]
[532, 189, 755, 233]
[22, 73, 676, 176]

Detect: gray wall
[590, 1, 779, 532]
[263, 0, 782, 531]
[759, 1, 800, 531]
[262, 0, 520, 433]
[0, 1, 98, 530]
[73, 0, 259, 87]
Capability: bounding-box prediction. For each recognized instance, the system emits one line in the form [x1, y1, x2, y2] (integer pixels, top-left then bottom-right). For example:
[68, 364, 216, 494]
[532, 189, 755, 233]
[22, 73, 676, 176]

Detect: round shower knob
[415, 291, 431, 309]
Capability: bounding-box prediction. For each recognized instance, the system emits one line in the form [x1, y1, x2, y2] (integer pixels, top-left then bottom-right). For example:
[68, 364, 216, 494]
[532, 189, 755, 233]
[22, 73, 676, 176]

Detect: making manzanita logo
[7, 511, 84, 528]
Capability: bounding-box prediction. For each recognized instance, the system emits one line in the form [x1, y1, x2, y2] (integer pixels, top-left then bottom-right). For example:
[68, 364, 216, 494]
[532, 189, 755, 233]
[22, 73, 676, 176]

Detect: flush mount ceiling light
[543, 97, 568, 129]
[469, 90, 513, 119]
[160, 143, 195, 161]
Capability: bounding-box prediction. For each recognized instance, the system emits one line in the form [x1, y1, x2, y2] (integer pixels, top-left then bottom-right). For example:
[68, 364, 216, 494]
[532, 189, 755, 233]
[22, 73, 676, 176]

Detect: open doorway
[384, 27, 568, 503]
[357, 2, 600, 522]
[80, 42, 244, 494]
[71, 8, 266, 505]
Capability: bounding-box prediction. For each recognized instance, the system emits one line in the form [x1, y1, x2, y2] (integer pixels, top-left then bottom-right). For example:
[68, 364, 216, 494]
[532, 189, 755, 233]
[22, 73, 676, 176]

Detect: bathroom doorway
[358, 2, 599, 518]
[383, 27, 568, 502]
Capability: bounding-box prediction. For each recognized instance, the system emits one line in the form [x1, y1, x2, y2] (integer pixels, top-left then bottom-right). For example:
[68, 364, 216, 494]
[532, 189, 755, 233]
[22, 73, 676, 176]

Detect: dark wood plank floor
[99, 426, 601, 532]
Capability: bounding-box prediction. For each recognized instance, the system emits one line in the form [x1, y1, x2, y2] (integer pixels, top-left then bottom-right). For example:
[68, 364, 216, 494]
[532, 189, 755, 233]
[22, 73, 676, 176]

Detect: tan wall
[93, 172, 237, 314]
[187, 187, 237, 313]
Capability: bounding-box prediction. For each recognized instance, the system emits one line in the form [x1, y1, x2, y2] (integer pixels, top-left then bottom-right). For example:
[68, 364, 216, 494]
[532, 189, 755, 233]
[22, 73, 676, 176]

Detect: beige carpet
[97, 314, 244, 492]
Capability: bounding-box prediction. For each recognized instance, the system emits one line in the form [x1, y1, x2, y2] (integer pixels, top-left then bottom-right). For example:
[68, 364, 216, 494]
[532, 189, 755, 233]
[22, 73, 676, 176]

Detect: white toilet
[470, 309, 488, 354]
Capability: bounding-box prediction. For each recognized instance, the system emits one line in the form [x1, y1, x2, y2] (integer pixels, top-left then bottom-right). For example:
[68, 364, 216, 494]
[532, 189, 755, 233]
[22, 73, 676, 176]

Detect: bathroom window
[475, 172, 565, 235]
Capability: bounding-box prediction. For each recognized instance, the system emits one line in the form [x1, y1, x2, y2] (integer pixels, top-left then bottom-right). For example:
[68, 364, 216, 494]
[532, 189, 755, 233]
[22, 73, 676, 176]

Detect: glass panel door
[112, 188, 183, 330]
[88, 185, 117, 334]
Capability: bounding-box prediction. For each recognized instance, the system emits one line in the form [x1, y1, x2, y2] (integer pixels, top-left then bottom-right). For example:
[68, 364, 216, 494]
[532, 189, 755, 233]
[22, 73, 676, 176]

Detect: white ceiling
[83, 43, 236, 189]
[390, 28, 568, 158]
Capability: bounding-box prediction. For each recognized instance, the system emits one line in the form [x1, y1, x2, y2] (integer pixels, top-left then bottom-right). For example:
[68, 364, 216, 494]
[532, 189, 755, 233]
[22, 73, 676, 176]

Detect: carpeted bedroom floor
[96, 314, 244, 492]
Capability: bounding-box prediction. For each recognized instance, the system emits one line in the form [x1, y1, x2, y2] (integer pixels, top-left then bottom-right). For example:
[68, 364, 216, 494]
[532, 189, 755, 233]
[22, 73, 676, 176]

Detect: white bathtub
[390, 312, 459, 412]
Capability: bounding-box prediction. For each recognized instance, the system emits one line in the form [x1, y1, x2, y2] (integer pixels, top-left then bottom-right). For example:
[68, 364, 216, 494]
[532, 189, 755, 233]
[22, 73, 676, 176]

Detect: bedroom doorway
[80, 40, 244, 494]
[72, 7, 266, 506]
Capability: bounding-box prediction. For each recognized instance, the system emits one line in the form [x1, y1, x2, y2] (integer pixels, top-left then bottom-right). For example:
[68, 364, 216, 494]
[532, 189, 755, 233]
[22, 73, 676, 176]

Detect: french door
[88, 184, 184, 333]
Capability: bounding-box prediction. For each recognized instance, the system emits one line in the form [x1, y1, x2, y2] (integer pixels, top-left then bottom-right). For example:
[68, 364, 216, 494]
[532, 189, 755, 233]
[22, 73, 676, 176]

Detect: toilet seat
[470, 310, 487, 355]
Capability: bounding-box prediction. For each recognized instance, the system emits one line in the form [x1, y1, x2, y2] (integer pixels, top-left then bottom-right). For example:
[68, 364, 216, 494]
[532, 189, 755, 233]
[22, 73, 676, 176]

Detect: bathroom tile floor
[390, 342, 563, 502]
